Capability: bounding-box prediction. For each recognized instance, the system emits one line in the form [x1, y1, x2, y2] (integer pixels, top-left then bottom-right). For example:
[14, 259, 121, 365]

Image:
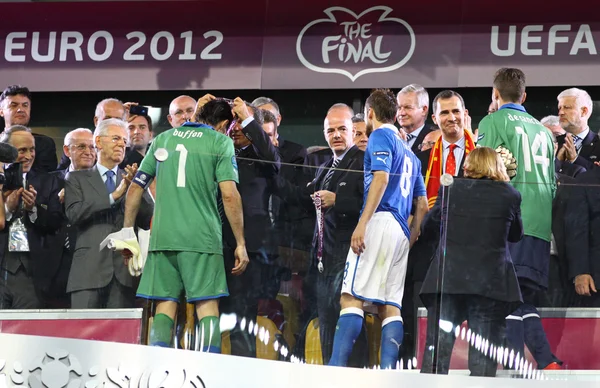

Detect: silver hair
[94, 98, 126, 120]
[557, 88, 593, 116]
[94, 118, 127, 138]
[398, 84, 430, 109]
[0, 125, 31, 143]
[540, 115, 560, 127]
[64, 128, 93, 146]
[252, 97, 280, 116]
[352, 113, 365, 123]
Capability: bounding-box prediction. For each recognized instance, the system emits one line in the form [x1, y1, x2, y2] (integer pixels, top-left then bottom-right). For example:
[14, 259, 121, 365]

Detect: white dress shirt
[442, 136, 466, 176]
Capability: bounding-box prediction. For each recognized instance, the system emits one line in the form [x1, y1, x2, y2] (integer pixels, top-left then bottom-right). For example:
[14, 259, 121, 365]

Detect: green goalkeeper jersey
[477, 104, 555, 242]
[137, 123, 238, 254]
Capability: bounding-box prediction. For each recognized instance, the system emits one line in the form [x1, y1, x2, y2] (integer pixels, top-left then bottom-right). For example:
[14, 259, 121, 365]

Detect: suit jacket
[45, 169, 77, 286]
[555, 158, 586, 178]
[565, 168, 600, 282]
[64, 165, 153, 292]
[0, 169, 63, 291]
[272, 138, 312, 250]
[420, 179, 523, 307]
[552, 173, 576, 292]
[416, 145, 468, 178]
[557, 130, 600, 171]
[222, 120, 280, 256]
[279, 146, 364, 276]
[32, 133, 58, 173]
[119, 148, 145, 170]
[410, 124, 435, 154]
[408, 144, 468, 282]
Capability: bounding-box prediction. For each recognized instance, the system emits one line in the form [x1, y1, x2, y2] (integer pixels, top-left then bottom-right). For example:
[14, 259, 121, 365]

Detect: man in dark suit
[420, 165, 523, 377]
[0, 85, 57, 173]
[566, 167, 600, 307]
[120, 114, 153, 169]
[556, 88, 600, 171]
[396, 84, 434, 153]
[0, 126, 63, 309]
[401, 90, 477, 366]
[280, 103, 368, 365]
[65, 118, 152, 309]
[46, 128, 96, 308]
[219, 102, 281, 358]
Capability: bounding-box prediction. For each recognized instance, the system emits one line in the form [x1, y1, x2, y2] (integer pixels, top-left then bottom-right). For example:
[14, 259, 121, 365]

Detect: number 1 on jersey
[515, 126, 550, 173]
[176, 144, 188, 187]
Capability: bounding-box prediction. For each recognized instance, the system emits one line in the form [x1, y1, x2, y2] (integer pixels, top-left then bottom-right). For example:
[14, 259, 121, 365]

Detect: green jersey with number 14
[477, 105, 555, 242]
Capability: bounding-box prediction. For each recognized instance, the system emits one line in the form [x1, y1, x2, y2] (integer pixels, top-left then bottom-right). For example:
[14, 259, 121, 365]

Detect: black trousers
[421, 294, 508, 377]
[0, 263, 42, 309]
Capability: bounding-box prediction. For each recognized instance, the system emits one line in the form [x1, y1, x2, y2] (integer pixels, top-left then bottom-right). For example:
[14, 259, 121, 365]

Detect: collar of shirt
[96, 163, 119, 180]
[182, 122, 212, 130]
[378, 123, 400, 135]
[499, 103, 527, 113]
[408, 124, 425, 139]
[575, 127, 590, 142]
[442, 136, 466, 150]
[334, 147, 351, 163]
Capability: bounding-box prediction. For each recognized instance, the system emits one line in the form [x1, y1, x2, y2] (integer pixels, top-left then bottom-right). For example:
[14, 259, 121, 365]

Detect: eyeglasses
[70, 144, 95, 152]
[100, 135, 127, 144]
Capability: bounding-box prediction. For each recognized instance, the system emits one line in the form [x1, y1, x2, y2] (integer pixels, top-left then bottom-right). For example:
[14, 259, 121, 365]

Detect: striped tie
[406, 133, 416, 142]
[321, 158, 340, 191]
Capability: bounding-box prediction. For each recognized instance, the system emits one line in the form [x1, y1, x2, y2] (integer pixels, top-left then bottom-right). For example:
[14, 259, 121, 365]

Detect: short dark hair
[493, 68, 526, 103]
[247, 104, 264, 126]
[432, 90, 465, 114]
[365, 89, 397, 124]
[0, 85, 31, 106]
[262, 109, 278, 129]
[196, 100, 234, 128]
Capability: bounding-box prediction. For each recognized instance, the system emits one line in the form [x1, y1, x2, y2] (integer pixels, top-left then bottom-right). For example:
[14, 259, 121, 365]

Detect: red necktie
[445, 144, 457, 176]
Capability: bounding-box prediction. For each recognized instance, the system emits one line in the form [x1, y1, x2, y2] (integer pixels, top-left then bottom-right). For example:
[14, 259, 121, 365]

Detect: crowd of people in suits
[0, 79, 598, 374]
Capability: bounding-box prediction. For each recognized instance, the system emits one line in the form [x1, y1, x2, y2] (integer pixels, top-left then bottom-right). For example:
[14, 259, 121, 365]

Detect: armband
[133, 170, 154, 189]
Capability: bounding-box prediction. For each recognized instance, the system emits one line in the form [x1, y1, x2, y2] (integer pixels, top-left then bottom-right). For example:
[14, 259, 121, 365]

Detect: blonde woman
[419, 146, 523, 377]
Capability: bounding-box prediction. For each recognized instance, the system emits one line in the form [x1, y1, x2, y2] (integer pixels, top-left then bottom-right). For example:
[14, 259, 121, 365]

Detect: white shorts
[341, 212, 409, 310]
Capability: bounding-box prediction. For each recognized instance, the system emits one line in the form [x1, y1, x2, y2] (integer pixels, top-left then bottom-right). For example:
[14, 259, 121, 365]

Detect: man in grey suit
[65, 118, 152, 309]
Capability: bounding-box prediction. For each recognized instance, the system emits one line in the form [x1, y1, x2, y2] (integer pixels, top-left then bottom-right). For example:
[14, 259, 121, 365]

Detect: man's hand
[464, 111, 472, 132]
[192, 94, 216, 121]
[557, 145, 567, 161]
[564, 134, 578, 162]
[58, 188, 65, 204]
[5, 189, 21, 213]
[113, 163, 138, 201]
[575, 274, 597, 296]
[351, 221, 367, 255]
[312, 190, 336, 209]
[232, 97, 251, 122]
[22, 185, 37, 212]
[232, 245, 249, 276]
[123, 102, 139, 119]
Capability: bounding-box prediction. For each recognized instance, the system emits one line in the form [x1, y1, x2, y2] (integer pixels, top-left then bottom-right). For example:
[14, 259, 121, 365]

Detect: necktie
[573, 135, 582, 152]
[235, 148, 241, 157]
[321, 158, 340, 191]
[406, 133, 416, 143]
[105, 170, 116, 194]
[445, 144, 458, 176]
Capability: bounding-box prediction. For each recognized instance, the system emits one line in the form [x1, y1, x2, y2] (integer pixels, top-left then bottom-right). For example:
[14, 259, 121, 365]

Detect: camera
[129, 105, 149, 116]
[3, 163, 24, 191]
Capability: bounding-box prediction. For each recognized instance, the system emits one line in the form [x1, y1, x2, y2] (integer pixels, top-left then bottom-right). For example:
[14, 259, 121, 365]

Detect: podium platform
[0, 309, 143, 344]
[417, 307, 600, 370]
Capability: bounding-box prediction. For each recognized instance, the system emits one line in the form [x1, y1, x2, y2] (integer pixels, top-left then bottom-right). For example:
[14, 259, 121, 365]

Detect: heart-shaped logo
[296, 6, 416, 82]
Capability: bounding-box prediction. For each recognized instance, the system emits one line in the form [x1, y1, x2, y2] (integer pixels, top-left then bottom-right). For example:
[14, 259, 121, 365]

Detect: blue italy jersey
[363, 124, 426, 239]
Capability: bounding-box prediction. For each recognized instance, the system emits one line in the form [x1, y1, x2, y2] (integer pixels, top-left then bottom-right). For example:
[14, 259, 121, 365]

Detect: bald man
[167, 95, 197, 128]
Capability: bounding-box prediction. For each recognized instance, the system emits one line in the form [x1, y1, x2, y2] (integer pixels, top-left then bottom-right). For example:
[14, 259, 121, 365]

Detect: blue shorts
[509, 235, 550, 289]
